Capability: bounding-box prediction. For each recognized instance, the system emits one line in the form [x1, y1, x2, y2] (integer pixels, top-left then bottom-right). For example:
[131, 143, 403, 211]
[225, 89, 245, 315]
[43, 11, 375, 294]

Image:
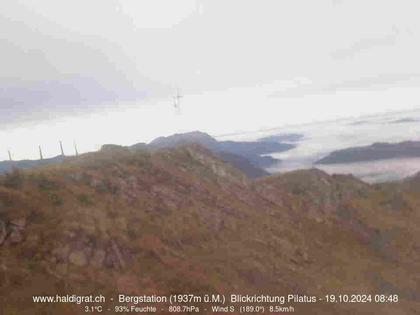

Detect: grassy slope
[0, 145, 419, 314]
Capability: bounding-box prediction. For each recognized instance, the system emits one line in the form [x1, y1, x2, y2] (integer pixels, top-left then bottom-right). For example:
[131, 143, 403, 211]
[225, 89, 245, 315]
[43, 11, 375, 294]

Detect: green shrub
[2, 168, 24, 189]
[77, 193, 93, 206]
[48, 193, 63, 206]
[25, 173, 61, 191]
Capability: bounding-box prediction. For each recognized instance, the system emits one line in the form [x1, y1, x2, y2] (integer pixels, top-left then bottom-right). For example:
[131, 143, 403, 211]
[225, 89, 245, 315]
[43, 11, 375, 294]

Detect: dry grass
[0, 145, 419, 314]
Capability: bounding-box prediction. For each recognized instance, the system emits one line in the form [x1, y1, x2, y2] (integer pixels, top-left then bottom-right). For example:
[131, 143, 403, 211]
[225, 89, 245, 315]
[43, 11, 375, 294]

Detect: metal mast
[39, 145, 44, 160]
[59, 141, 65, 156]
[74, 141, 79, 157]
[173, 88, 183, 114]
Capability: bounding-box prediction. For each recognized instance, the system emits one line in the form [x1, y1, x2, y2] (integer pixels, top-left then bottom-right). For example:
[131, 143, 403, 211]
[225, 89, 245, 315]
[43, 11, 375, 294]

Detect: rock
[110, 240, 126, 269]
[90, 249, 106, 268]
[68, 250, 88, 267]
[302, 251, 310, 263]
[2, 217, 27, 245]
[66, 172, 83, 182]
[52, 246, 70, 263]
[7, 227, 24, 244]
[55, 263, 69, 276]
[0, 220, 7, 245]
[293, 248, 311, 264]
[90, 179, 103, 188]
[290, 257, 300, 265]
[104, 240, 126, 269]
[10, 217, 26, 229]
[90, 178, 107, 192]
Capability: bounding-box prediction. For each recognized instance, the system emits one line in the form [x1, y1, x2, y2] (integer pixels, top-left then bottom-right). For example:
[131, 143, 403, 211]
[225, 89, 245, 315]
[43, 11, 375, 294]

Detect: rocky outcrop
[0, 219, 7, 245]
[48, 236, 129, 273]
[0, 217, 26, 246]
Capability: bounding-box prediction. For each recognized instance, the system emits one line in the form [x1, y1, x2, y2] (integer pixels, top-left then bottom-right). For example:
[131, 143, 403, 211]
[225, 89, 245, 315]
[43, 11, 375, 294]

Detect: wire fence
[5, 141, 80, 162]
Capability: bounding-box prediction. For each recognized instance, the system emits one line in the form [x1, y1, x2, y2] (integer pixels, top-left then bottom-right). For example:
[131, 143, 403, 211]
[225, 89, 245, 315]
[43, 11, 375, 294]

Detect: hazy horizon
[2, 0, 420, 160]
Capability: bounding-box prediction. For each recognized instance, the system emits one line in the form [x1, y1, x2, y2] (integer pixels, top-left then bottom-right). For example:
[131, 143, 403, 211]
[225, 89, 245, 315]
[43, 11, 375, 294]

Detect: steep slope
[0, 145, 419, 314]
[216, 151, 269, 178]
[257, 170, 420, 310]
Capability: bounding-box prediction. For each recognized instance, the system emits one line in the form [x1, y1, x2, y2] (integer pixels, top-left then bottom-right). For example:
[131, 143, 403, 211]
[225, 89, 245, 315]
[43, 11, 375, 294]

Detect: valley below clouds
[221, 108, 420, 183]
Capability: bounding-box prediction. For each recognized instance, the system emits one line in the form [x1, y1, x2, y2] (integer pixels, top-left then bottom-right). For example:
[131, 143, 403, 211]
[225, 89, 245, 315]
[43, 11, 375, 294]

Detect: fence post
[60, 141, 65, 156]
[74, 141, 79, 156]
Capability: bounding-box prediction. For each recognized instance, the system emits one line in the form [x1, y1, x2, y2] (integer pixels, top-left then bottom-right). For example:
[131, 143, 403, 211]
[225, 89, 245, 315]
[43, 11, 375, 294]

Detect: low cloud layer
[1, 0, 420, 157]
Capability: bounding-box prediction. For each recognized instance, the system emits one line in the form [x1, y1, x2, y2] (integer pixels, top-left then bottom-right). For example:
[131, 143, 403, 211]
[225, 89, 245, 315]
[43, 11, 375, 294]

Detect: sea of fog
[217, 109, 420, 183]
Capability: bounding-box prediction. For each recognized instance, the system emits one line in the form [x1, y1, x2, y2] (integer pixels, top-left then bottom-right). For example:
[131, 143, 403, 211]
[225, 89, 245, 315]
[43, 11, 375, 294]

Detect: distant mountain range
[148, 131, 294, 168]
[316, 141, 420, 164]
[258, 133, 303, 143]
[142, 131, 294, 178]
[0, 131, 295, 178]
[148, 131, 295, 160]
[0, 155, 65, 173]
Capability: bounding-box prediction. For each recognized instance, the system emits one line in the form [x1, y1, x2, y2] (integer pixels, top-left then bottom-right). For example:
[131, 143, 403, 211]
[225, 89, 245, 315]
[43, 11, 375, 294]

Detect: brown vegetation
[0, 144, 419, 314]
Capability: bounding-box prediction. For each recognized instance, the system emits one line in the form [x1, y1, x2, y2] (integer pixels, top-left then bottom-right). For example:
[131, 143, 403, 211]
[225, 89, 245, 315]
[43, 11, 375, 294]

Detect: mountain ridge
[316, 140, 420, 164]
[0, 144, 419, 314]
[0, 131, 293, 179]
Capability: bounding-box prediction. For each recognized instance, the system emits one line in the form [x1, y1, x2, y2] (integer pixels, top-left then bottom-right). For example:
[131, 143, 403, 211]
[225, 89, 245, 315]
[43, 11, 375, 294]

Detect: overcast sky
[1, 0, 420, 159]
